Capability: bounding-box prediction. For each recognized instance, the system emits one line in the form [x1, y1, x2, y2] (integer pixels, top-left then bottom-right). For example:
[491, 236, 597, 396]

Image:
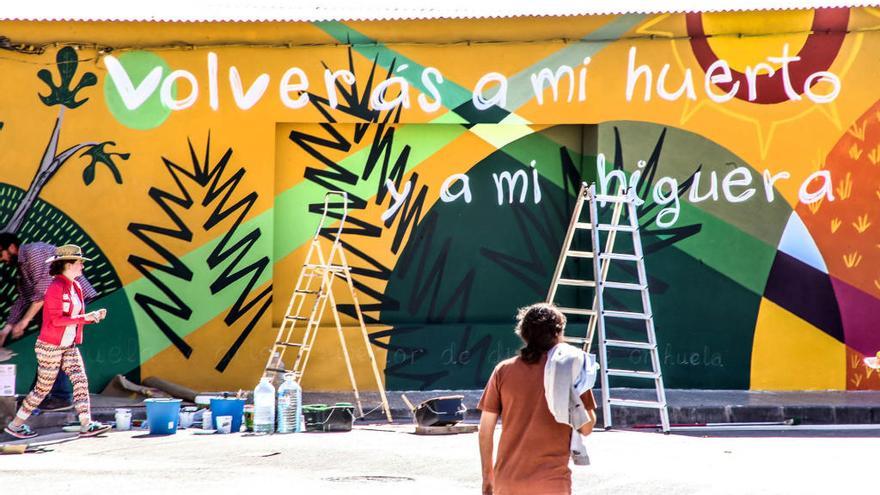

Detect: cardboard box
[0, 364, 15, 397]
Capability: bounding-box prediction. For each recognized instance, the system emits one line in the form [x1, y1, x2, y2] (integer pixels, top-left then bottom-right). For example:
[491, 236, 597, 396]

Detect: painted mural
[0, 7, 878, 393]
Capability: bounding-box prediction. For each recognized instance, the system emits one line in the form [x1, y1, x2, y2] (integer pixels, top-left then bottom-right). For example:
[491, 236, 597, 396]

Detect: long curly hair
[515, 303, 566, 364]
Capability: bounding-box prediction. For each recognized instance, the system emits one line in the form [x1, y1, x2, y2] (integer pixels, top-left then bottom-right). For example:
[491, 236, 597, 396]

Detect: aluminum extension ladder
[264, 191, 393, 422]
[546, 182, 670, 432]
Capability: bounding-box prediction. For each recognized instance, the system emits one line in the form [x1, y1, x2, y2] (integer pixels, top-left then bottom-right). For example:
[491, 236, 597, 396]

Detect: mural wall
[1, 8, 878, 392]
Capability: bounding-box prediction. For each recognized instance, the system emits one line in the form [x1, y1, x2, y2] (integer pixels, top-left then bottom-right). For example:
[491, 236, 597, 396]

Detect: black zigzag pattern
[127, 136, 272, 371]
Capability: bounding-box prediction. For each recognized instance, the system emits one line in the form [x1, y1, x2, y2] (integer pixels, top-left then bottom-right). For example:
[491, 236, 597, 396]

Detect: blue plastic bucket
[144, 398, 182, 435]
[209, 398, 245, 432]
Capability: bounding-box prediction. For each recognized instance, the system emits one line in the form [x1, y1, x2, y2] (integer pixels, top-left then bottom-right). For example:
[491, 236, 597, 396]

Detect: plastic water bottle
[276, 373, 302, 433]
[253, 377, 276, 434]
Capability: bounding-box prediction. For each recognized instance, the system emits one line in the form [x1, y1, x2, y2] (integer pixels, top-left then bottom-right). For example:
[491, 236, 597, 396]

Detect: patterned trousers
[16, 340, 91, 424]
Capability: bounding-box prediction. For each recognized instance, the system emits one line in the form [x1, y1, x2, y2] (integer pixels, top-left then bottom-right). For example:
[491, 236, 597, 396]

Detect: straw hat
[45, 244, 91, 263]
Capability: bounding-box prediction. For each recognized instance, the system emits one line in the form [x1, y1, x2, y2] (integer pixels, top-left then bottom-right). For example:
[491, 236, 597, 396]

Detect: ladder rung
[284, 316, 309, 321]
[599, 253, 640, 262]
[275, 342, 306, 348]
[592, 193, 635, 204]
[602, 281, 646, 291]
[305, 263, 347, 272]
[265, 367, 298, 375]
[557, 278, 596, 288]
[605, 339, 654, 350]
[566, 250, 594, 259]
[573, 222, 637, 233]
[608, 398, 666, 409]
[606, 369, 660, 379]
[564, 336, 590, 345]
[557, 307, 597, 316]
[603, 310, 651, 320]
[597, 224, 637, 232]
[294, 289, 322, 295]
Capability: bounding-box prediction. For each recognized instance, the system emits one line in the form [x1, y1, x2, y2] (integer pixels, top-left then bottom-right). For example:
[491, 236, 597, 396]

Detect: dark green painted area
[0, 184, 139, 393]
[603, 243, 760, 389]
[381, 123, 769, 390]
[382, 138, 588, 389]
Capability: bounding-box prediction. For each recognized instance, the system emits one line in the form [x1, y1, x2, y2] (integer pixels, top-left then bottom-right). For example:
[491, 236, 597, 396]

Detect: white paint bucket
[216, 415, 232, 434]
[115, 408, 132, 431]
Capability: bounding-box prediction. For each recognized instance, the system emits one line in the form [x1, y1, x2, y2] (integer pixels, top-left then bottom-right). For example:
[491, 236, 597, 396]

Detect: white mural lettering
[324, 68, 356, 109]
[721, 166, 756, 203]
[381, 178, 412, 222]
[105, 55, 163, 110]
[689, 170, 719, 202]
[440, 173, 472, 203]
[279, 67, 310, 109]
[473, 72, 508, 110]
[229, 67, 270, 110]
[799, 170, 836, 204]
[626, 43, 840, 104]
[160, 69, 199, 110]
[418, 67, 444, 113]
[653, 176, 680, 227]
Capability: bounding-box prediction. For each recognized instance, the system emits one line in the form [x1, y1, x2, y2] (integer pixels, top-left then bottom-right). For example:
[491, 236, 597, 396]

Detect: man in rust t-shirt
[478, 353, 597, 494]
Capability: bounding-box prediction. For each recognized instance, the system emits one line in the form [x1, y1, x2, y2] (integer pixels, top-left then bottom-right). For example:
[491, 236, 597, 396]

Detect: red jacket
[39, 275, 95, 346]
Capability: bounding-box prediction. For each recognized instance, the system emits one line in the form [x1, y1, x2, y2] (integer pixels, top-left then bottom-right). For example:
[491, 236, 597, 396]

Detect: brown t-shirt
[478, 354, 597, 495]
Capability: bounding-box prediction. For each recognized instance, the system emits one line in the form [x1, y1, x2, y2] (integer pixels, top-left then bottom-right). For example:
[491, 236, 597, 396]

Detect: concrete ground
[1, 422, 878, 494]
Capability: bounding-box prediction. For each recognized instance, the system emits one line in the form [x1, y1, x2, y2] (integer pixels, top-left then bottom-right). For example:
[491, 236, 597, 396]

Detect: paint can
[115, 408, 132, 431]
[243, 404, 254, 432]
[179, 406, 198, 428]
[216, 415, 232, 434]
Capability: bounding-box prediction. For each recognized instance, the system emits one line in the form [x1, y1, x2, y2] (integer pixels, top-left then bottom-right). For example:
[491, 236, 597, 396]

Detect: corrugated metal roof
[3, 0, 879, 22]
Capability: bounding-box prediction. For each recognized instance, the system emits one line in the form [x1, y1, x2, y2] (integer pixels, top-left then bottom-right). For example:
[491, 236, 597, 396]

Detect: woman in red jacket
[4, 245, 110, 439]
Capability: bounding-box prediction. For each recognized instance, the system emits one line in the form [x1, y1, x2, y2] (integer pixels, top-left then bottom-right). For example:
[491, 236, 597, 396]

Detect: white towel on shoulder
[544, 343, 599, 465]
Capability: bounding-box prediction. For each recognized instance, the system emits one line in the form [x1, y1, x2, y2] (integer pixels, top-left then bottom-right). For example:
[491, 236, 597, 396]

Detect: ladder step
[606, 369, 660, 379]
[557, 278, 596, 288]
[605, 339, 654, 350]
[294, 289, 322, 295]
[602, 281, 646, 291]
[596, 224, 637, 233]
[573, 222, 637, 233]
[275, 342, 307, 348]
[564, 336, 590, 345]
[599, 253, 641, 262]
[284, 316, 309, 322]
[566, 250, 594, 259]
[608, 398, 666, 409]
[265, 367, 300, 375]
[305, 263, 347, 272]
[592, 193, 636, 204]
[603, 310, 651, 320]
[557, 307, 597, 316]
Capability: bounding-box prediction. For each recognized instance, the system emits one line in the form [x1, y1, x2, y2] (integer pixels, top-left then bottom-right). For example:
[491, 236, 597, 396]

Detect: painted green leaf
[79, 141, 130, 184]
[37, 47, 97, 109]
[56, 46, 79, 83]
[82, 164, 96, 185]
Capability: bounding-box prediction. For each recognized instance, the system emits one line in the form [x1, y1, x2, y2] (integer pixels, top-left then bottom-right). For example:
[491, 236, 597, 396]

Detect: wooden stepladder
[546, 182, 670, 433]
[264, 191, 392, 422]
